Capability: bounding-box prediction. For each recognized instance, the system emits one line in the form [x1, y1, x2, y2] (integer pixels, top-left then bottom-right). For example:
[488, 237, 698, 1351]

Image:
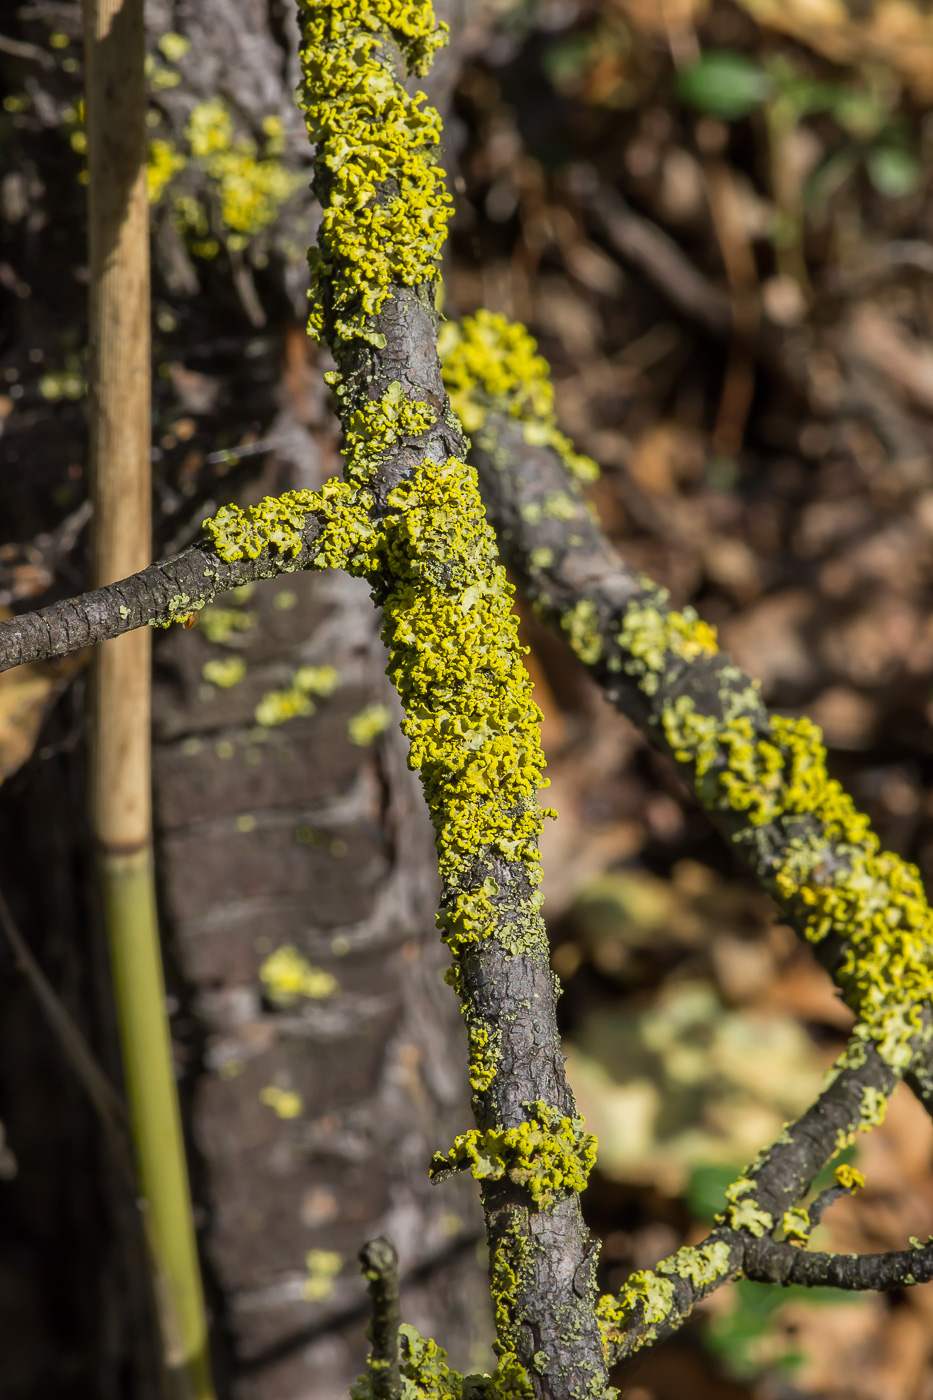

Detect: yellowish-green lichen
[562, 597, 602, 665]
[260, 944, 338, 1004]
[297, 0, 452, 343]
[348, 702, 392, 746]
[466, 1021, 500, 1094]
[197, 603, 258, 644]
[859, 1084, 888, 1129]
[304, 1248, 344, 1302]
[185, 99, 304, 243]
[259, 1084, 304, 1118]
[657, 1240, 733, 1288]
[834, 1163, 866, 1192]
[254, 663, 341, 728]
[147, 137, 187, 202]
[429, 1101, 596, 1207]
[438, 311, 599, 484]
[202, 656, 246, 688]
[596, 1271, 676, 1344]
[722, 1177, 774, 1237]
[781, 1208, 810, 1243]
[604, 582, 933, 1074]
[617, 596, 718, 696]
[352, 1322, 474, 1400]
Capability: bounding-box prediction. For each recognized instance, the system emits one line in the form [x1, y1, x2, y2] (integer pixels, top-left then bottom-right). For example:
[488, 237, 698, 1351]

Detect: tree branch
[597, 1035, 897, 1362]
[358, 1237, 402, 1400]
[0, 525, 328, 673]
[469, 397, 933, 1087]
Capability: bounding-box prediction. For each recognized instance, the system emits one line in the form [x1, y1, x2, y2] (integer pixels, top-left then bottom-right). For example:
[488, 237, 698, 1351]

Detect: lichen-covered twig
[0, 523, 328, 673]
[463, 327, 933, 1085]
[595, 1034, 895, 1362]
[358, 1238, 402, 1400]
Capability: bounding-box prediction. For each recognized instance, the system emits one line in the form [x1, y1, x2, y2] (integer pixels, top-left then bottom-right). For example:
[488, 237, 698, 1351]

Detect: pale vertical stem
[83, 2, 214, 1395]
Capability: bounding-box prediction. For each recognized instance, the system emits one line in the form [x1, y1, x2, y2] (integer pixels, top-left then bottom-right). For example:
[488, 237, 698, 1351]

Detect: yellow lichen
[185, 99, 303, 240]
[147, 137, 187, 203]
[304, 1248, 344, 1301]
[782, 1208, 810, 1243]
[429, 1101, 596, 1207]
[834, 1163, 866, 1192]
[859, 1084, 888, 1128]
[202, 656, 246, 688]
[596, 1270, 676, 1345]
[348, 702, 392, 746]
[259, 1085, 304, 1118]
[438, 311, 599, 484]
[197, 603, 258, 644]
[255, 664, 341, 728]
[260, 944, 338, 1003]
[600, 583, 933, 1074]
[722, 1177, 774, 1237]
[656, 1240, 732, 1288]
[297, 0, 452, 343]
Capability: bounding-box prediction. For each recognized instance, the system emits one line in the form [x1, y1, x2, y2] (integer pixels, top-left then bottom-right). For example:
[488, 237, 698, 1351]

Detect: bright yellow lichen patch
[204, 456, 551, 956]
[834, 1163, 866, 1192]
[202, 656, 246, 688]
[185, 99, 303, 244]
[304, 1249, 343, 1301]
[430, 1101, 596, 1207]
[438, 311, 598, 484]
[260, 945, 338, 1003]
[296, 0, 452, 344]
[348, 703, 392, 745]
[617, 594, 718, 695]
[259, 1085, 304, 1118]
[254, 664, 341, 728]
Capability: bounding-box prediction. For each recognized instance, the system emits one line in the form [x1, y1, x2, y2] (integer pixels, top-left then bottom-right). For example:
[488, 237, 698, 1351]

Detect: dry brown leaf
[737, 0, 933, 99]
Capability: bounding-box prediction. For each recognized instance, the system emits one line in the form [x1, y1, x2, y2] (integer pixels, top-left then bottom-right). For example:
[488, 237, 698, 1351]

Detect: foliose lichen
[429, 1101, 596, 1208]
[721, 1177, 774, 1238]
[834, 1163, 866, 1192]
[296, 0, 452, 343]
[606, 580, 933, 1073]
[438, 311, 598, 484]
[781, 1208, 811, 1244]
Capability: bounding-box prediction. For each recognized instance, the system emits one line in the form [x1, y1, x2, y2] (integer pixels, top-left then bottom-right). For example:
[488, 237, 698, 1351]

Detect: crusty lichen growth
[430, 1101, 596, 1208]
[607, 579, 933, 1073]
[438, 311, 598, 484]
[296, 0, 452, 344]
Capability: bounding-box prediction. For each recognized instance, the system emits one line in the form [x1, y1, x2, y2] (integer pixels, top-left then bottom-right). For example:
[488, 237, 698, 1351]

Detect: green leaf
[677, 51, 773, 121]
[686, 1162, 742, 1221]
[866, 145, 922, 199]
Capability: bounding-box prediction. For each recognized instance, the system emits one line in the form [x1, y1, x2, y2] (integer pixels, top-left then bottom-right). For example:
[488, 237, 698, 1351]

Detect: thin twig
[359, 1237, 402, 1400]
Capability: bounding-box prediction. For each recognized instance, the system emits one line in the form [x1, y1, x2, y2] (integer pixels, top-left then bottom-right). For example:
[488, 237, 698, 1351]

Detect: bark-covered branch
[469, 397, 933, 1086]
[597, 1034, 896, 1362]
[743, 1237, 933, 1291]
[0, 526, 326, 673]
